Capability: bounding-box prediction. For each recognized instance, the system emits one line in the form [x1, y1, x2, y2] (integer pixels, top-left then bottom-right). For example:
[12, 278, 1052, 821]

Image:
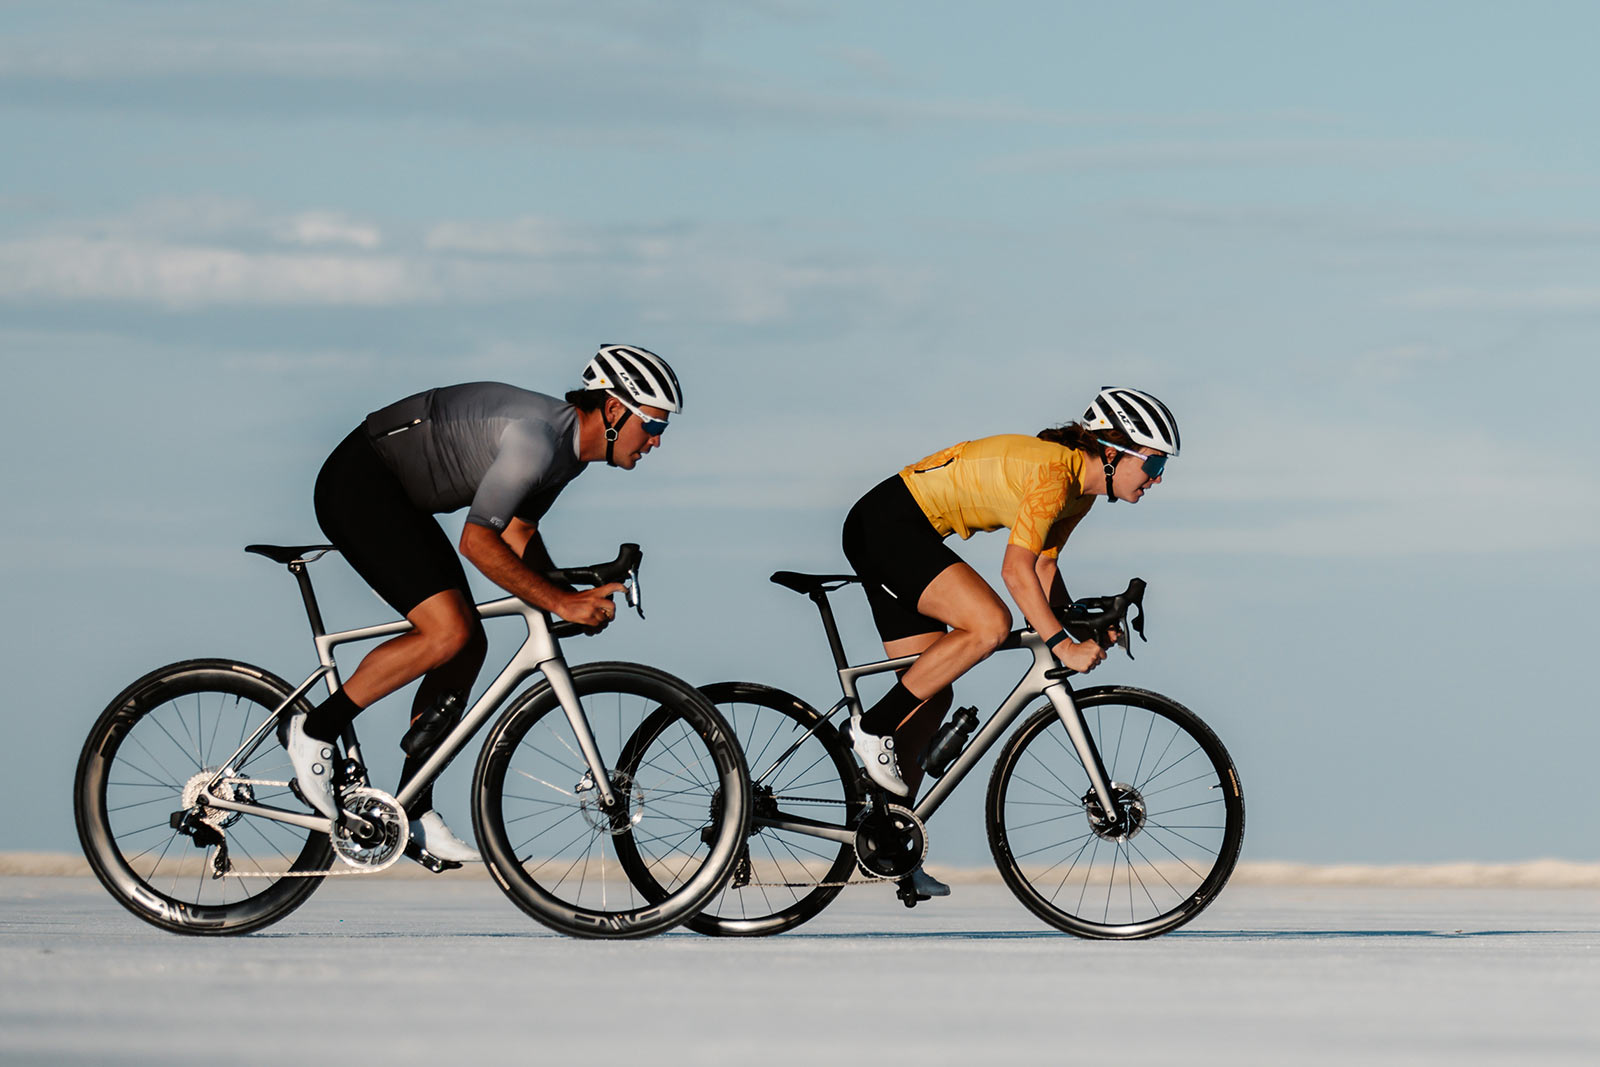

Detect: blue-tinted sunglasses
[1097, 438, 1167, 478]
[613, 394, 670, 437]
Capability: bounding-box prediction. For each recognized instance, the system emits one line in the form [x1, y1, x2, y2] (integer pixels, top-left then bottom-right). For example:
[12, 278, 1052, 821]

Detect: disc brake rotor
[330, 787, 408, 871]
[1084, 781, 1147, 842]
[576, 771, 645, 836]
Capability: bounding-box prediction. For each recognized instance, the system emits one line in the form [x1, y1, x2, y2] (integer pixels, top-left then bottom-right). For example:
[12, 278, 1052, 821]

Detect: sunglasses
[613, 394, 670, 437]
[1097, 438, 1167, 479]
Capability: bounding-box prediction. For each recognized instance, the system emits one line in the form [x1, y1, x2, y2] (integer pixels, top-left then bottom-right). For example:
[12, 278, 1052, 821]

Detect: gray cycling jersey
[363, 383, 583, 531]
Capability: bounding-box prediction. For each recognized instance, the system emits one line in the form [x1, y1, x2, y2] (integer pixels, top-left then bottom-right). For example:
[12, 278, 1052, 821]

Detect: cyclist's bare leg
[340, 589, 483, 708]
[894, 562, 1012, 696]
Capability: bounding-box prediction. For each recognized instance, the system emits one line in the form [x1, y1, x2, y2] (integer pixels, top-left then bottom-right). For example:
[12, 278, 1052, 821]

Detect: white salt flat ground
[3, 876, 1597, 1066]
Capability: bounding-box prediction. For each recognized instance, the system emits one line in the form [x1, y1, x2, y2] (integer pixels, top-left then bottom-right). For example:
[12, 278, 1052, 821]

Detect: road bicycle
[625, 571, 1243, 939]
[73, 542, 750, 940]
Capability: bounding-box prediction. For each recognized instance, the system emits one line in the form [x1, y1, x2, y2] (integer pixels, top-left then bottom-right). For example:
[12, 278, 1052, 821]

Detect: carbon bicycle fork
[1042, 681, 1121, 826]
[537, 657, 619, 807]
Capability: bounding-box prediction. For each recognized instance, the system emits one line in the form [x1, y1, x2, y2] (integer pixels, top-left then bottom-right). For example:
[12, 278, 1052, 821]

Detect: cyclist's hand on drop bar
[558, 583, 627, 630]
[1057, 638, 1108, 673]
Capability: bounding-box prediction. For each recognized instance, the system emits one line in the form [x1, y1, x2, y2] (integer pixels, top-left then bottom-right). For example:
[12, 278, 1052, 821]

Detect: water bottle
[919, 706, 978, 779]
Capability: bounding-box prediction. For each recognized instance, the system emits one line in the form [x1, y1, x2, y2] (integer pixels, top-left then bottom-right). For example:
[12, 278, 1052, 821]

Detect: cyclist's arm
[1002, 545, 1104, 672]
[459, 521, 622, 628]
[501, 520, 570, 592]
[1034, 553, 1071, 609]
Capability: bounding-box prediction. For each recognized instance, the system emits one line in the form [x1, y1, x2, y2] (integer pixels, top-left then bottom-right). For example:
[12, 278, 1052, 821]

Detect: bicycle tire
[74, 659, 334, 936]
[471, 661, 750, 939]
[986, 685, 1244, 939]
[620, 682, 865, 937]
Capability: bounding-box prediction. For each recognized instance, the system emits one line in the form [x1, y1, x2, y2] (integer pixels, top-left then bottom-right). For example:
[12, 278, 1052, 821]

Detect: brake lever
[624, 568, 645, 619]
[1095, 617, 1135, 660]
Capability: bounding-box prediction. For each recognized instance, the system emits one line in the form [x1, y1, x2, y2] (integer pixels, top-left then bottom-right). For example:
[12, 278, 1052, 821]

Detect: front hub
[1083, 781, 1147, 842]
[576, 771, 644, 836]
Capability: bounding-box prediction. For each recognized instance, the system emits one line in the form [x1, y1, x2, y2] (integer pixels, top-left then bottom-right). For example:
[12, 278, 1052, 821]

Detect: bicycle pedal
[896, 880, 928, 908]
[404, 840, 462, 874]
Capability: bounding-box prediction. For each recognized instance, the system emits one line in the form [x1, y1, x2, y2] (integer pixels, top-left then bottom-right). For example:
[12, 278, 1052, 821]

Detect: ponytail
[1037, 422, 1133, 456]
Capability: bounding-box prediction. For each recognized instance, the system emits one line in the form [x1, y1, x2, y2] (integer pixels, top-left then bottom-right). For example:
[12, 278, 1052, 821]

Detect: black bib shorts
[313, 428, 475, 618]
[840, 475, 963, 644]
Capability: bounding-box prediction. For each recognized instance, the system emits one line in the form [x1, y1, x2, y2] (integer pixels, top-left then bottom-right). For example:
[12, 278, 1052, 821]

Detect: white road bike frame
[196, 556, 627, 833]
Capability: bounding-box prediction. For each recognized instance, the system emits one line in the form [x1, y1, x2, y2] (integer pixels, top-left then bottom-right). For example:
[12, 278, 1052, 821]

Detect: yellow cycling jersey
[898, 435, 1094, 557]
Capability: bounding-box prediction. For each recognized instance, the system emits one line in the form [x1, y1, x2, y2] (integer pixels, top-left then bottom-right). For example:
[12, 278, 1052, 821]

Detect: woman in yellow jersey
[841, 387, 1180, 873]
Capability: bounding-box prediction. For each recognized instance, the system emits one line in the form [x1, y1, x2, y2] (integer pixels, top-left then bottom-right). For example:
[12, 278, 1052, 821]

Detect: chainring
[330, 787, 408, 871]
[853, 803, 927, 879]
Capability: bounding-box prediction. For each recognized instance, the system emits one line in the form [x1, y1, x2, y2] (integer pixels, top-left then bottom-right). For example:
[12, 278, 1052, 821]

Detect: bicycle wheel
[471, 661, 750, 939]
[74, 659, 334, 935]
[621, 682, 865, 937]
[986, 685, 1244, 939]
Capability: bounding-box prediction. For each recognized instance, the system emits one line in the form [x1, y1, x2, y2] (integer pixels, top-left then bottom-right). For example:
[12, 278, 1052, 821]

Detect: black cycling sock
[860, 680, 920, 736]
[303, 689, 360, 743]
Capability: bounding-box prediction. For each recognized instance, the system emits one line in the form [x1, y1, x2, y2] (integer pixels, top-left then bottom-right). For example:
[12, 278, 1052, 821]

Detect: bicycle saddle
[770, 571, 860, 595]
[245, 544, 335, 564]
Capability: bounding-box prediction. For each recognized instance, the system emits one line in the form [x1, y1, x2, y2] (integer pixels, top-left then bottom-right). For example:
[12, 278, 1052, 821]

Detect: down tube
[912, 668, 1048, 822]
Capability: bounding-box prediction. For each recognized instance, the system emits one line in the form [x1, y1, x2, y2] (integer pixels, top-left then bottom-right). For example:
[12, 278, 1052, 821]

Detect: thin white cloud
[424, 218, 634, 259]
[1396, 286, 1600, 311]
[0, 206, 927, 322]
[276, 213, 382, 250]
[0, 236, 439, 306]
[0, 7, 1340, 133]
[987, 138, 1466, 174]
[616, 405, 1600, 560]
[1130, 200, 1600, 249]
[1351, 343, 1456, 382]
[1146, 416, 1599, 556]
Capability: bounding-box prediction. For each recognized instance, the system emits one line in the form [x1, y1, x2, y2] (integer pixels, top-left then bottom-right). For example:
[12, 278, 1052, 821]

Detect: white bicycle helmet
[580, 344, 684, 414]
[1080, 387, 1180, 457]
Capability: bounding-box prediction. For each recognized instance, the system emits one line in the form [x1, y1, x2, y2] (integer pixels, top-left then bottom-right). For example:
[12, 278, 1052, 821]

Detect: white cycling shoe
[282, 712, 340, 821]
[409, 810, 482, 863]
[849, 718, 911, 797]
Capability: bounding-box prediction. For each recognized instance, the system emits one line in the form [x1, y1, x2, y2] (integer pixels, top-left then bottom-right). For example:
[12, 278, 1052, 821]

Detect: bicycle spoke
[993, 692, 1242, 937]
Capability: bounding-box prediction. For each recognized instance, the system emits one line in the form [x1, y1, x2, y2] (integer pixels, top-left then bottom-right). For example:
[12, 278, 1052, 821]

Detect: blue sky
[3, 1, 1597, 865]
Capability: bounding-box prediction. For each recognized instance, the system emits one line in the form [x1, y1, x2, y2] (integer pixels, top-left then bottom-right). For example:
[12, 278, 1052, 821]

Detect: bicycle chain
[193, 778, 396, 879]
[736, 793, 906, 889]
[203, 788, 915, 887]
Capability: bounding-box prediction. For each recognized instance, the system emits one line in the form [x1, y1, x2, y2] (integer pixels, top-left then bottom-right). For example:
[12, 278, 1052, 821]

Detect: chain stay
[738, 792, 908, 888]
[193, 777, 400, 879]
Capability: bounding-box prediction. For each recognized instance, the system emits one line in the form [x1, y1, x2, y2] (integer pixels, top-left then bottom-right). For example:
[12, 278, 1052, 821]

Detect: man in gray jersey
[281, 345, 684, 865]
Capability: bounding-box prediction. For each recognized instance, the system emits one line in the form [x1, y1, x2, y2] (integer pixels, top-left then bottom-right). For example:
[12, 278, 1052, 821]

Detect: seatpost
[809, 591, 850, 672]
[288, 561, 328, 639]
